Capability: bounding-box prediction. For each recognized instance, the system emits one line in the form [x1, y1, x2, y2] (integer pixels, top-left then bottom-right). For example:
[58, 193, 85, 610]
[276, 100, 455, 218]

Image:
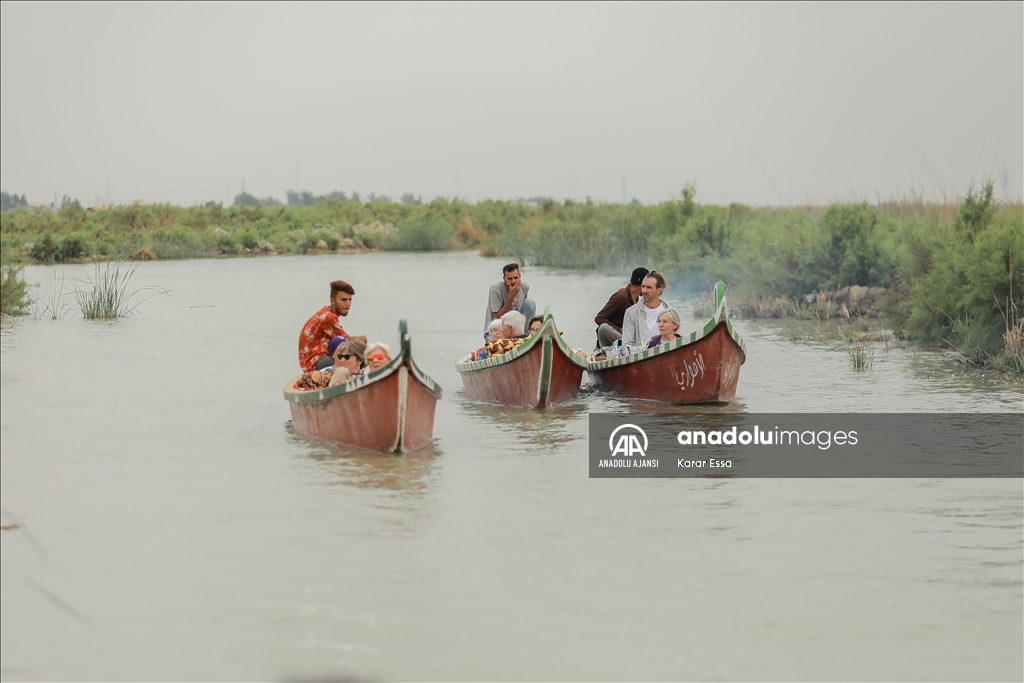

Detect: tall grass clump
[838, 327, 874, 370]
[74, 260, 166, 319]
[31, 272, 73, 320]
[1003, 316, 1024, 374]
[150, 226, 210, 259]
[382, 218, 455, 251]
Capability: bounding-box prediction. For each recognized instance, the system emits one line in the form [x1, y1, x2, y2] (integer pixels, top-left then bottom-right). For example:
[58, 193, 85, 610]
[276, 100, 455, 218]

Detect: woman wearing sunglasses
[328, 338, 368, 386]
[365, 342, 392, 372]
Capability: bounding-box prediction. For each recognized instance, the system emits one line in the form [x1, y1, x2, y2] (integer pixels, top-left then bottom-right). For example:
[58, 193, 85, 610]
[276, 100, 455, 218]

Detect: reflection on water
[286, 422, 441, 495]
[453, 391, 589, 451]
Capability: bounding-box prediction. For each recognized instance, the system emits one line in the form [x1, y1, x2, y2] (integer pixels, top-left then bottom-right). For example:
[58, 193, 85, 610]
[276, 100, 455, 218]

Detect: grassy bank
[2, 184, 1021, 371]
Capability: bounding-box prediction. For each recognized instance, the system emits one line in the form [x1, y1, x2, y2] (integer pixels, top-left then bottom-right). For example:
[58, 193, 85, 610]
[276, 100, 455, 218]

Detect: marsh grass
[31, 272, 73, 320]
[382, 219, 455, 251]
[74, 260, 168, 319]
[838, 326, 875, 370]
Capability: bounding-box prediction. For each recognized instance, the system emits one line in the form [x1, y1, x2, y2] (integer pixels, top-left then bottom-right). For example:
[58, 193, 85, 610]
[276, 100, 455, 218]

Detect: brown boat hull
[456, 315, 586, 409]
[589, 322, 745, 405]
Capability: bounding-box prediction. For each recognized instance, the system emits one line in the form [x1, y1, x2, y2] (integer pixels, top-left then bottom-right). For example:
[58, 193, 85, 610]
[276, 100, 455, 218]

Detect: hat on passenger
[630, 267, 650, 286]
[327, 336, 347, 357]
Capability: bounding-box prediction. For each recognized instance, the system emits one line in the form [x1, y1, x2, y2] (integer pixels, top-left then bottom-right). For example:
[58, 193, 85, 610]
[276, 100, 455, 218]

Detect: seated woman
[526, 315, 544, 335]
[646, 308, 682, 349]
[297, 336, 348, 389]
[365, 342, 392, 371]
[471, 319, 504, 360]
[314, 335, 348, 371]
[328, 338, 368, 386]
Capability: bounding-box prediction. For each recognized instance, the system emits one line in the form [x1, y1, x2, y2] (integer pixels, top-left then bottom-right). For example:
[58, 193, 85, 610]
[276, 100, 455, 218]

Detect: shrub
[383, 218, 455, 251]
[0, 263, 30, 315]
[151, 226, 209, 259]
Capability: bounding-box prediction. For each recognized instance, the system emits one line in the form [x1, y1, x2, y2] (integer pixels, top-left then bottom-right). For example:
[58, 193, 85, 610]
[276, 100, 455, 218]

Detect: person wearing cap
[315, 335, 349, 371]
[594, 267, 649, 348]
[365, 342, 392, 372]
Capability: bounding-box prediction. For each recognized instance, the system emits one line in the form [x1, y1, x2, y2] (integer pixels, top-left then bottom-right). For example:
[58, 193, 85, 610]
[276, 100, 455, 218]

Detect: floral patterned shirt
[298, 306, 348, 372]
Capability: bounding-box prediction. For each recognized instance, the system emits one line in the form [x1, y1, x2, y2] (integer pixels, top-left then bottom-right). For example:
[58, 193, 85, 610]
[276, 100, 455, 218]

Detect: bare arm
[492, 281, 521, 319]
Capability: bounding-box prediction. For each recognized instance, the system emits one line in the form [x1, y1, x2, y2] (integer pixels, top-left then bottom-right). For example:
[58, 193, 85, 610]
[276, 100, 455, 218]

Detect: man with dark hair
[594, 267, 649, 347]
[482, 263, 536, 340]
[297, 280, 365, 372]
[621, 271, 672, 350]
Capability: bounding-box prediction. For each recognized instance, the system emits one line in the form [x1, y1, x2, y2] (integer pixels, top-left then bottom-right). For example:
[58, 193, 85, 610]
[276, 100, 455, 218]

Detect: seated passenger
[315, 335, 348, 371]
[328, 339, 368, 386]
[646, 308, 682, 349]
[484, 310, 528, 357]
[366, 342, 392, 371]
[527, 315, 544, 335]
[471, 319, 504, 360]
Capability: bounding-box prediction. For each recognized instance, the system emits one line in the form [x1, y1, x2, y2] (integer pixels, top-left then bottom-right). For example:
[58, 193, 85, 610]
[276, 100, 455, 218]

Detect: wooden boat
[455, 310, 588, 408]
[587, 281, 746, 404]
[283, 320, 443, 453]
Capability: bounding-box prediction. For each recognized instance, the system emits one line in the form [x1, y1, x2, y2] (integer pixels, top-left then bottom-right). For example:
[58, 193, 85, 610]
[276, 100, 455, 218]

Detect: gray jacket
[621, 298, 673, 348]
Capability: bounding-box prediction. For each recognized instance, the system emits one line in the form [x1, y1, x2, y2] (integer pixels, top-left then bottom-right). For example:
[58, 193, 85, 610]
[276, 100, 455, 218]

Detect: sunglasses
[368, 353, 387, 361]
[336, 354, 353, 360]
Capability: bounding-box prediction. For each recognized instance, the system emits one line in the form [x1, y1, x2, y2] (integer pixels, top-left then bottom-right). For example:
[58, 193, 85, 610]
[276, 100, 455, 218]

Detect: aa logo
[609, 424, 648, 457]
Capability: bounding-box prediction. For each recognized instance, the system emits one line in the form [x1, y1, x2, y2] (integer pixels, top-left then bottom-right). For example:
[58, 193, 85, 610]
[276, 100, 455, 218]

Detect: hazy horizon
[1, 2, 1021, 208]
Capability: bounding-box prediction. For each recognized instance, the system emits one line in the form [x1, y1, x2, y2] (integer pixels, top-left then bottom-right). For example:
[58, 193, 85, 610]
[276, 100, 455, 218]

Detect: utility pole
[573, 172, 577, 202]
[621, 173, 626, 204]
[242, 176, 245, 194]
[296, 165, 300, 194]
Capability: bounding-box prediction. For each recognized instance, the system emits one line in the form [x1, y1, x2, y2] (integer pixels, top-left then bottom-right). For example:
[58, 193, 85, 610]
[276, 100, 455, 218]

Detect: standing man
[298, 280, 366, 372]
[483, 263, 536, 340]
[594, 267, 649, 347]
[621, 271, 672, 349]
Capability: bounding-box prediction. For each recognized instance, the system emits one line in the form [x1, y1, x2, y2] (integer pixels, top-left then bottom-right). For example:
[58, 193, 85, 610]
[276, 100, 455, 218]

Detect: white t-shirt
[644, 302, 668, 341]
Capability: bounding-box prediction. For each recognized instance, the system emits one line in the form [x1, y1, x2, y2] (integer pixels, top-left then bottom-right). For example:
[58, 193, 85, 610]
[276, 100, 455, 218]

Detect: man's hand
[507, 279, 521, 299]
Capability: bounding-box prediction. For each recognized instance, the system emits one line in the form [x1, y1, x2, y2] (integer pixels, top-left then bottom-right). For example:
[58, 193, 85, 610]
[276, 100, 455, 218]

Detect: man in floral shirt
[298, 280, 364, 372]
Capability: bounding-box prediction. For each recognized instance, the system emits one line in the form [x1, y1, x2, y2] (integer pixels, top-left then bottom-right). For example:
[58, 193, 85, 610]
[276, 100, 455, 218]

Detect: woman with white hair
[365, 342, 392, 372]
[646, 308, 682, 349]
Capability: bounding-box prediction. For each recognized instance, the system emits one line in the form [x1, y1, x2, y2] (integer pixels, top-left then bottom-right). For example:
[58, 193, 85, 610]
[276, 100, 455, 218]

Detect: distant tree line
[2, 191, 28, 212]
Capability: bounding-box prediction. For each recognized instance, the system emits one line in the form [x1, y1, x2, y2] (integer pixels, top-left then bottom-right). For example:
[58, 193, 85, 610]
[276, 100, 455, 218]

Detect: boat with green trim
[284, 320, 443, 453]
[455, 310, 587, 409]
[587, 281, 746, 404]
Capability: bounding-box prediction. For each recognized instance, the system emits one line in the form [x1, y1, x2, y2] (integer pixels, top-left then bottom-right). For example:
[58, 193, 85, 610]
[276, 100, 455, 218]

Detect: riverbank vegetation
[2, 183, 1020, 371]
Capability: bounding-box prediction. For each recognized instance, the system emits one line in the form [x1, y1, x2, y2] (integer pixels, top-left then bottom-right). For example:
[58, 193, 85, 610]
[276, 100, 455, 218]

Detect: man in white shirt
[621, 271, 671, 349]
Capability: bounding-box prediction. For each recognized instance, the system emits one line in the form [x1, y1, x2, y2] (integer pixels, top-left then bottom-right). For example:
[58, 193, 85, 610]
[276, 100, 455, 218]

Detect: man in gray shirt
[483, 263, 537, 339]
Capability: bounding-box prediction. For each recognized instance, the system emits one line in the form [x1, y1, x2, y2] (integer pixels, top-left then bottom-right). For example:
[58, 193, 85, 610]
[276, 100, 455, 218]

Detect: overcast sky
[1, 2, 1021, 207]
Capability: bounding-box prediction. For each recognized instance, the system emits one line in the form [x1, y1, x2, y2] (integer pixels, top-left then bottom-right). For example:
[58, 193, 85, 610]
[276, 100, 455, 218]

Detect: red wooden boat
[455, 311, 588, 408]
[587, 282, 746, 404]
[283, 320, 443, 453]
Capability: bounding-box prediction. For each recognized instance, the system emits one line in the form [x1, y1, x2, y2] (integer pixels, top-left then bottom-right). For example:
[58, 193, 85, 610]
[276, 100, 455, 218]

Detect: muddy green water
[1, 252, 1021, 681]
